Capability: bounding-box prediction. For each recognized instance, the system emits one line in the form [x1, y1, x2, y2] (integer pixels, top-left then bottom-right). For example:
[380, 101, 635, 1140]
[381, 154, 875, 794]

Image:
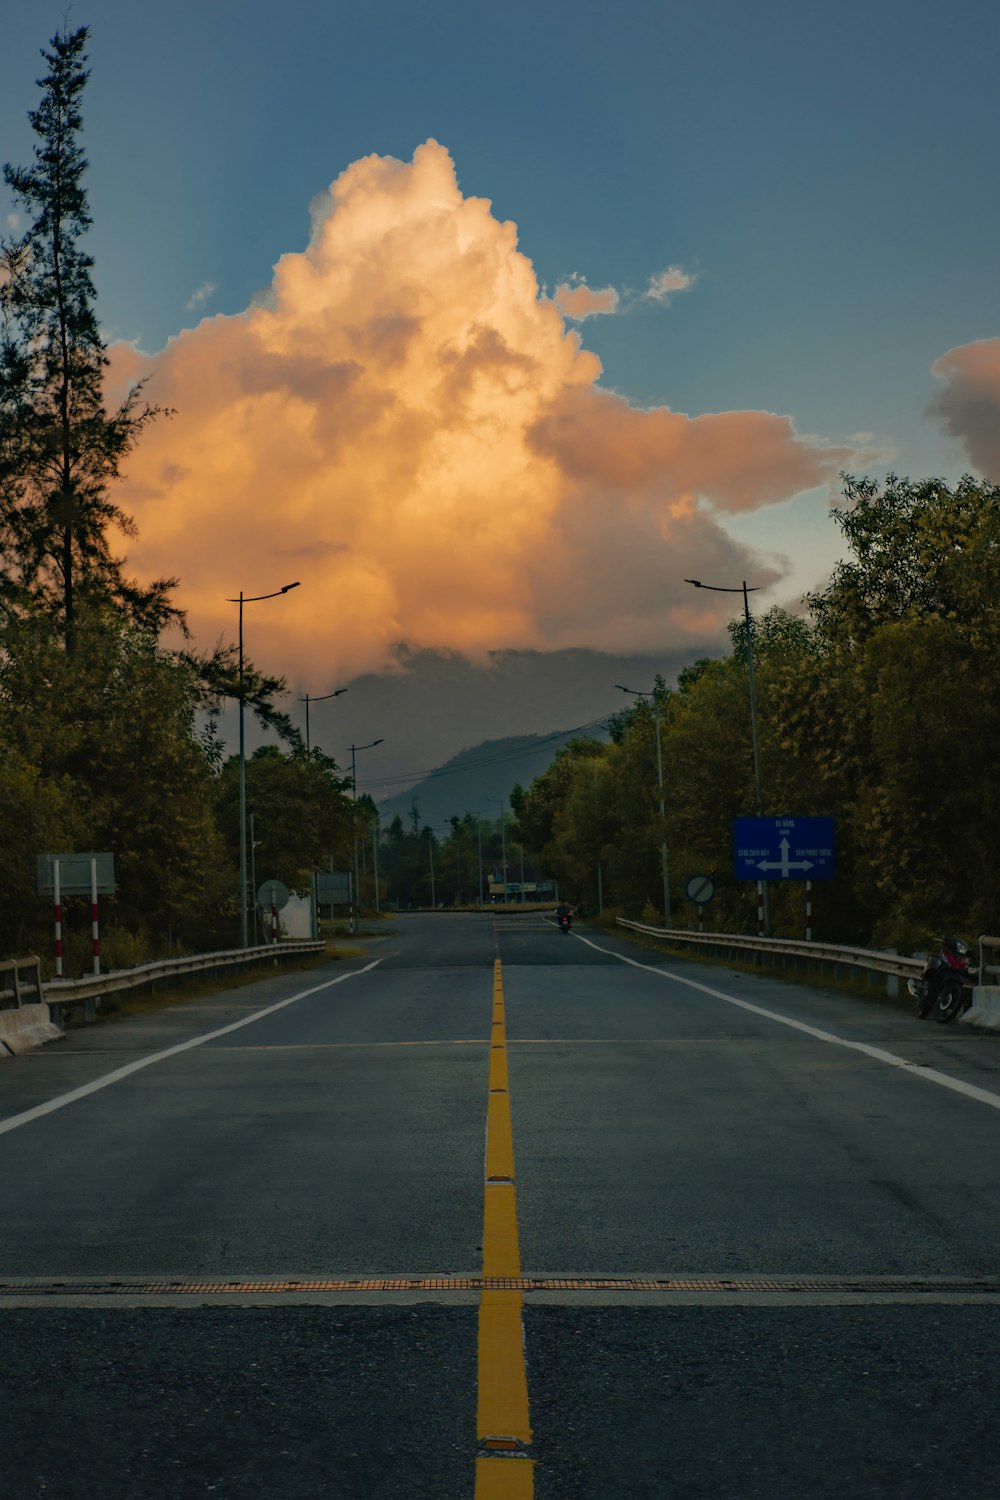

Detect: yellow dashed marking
[475, 959, 534, 1496]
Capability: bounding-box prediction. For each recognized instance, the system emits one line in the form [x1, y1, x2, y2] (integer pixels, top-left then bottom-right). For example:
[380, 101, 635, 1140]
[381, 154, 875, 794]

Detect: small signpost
[37, 853, 115, 977]
[685, 874, 715, 932]
[316, 871, 352, 926]
[257, 879, 289, 944]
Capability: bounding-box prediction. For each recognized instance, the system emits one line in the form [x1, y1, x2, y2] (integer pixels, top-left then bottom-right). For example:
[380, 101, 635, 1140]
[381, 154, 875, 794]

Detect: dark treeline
[0, 27, 356, 969]
[372, 808, 541, 910]
[511, 473, 1000, 954]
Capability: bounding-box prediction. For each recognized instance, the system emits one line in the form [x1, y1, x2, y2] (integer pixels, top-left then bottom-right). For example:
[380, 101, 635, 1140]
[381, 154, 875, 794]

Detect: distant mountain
[374, 727, 609, 830]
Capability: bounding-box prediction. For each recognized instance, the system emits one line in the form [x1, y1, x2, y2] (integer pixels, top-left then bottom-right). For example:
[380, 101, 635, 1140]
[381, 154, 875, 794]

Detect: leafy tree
[510, 739, 605, 857]
[0, 607, 233, 959]
[378, 816, 430, 908]
[0, 26, 177, 642]
[509, 474, 1000, 947]
[512, 740, 609, 907]
[216, 745, 353, 901]
[0, 27, 341, 966]
[0, 744, 81, 958]
[809, 473, 1000, 646]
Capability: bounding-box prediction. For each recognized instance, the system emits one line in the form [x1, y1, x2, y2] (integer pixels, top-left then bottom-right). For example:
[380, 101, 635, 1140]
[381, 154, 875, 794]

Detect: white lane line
[0, 960, 383, 1137]
[574, 933, 1000, 1113]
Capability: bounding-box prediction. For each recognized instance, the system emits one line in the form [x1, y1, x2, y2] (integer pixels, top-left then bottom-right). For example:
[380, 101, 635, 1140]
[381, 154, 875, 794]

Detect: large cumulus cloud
[109, 141, 852, 679]
[929, 338, 1000, 479]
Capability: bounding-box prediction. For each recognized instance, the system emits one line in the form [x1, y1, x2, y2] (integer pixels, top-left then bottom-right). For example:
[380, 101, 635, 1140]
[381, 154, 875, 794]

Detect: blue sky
[5, 0, 995, 472]
[3, 0, 998, 780]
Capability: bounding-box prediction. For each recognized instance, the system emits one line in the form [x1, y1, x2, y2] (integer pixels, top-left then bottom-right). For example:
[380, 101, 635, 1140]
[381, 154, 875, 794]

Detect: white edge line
[0, 959, 383, 1137]
[574, 932, 1000, 1113]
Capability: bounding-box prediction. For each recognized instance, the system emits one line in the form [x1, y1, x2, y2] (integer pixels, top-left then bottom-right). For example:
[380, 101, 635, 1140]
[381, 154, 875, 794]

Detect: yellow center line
[476, 958, 535, 1497]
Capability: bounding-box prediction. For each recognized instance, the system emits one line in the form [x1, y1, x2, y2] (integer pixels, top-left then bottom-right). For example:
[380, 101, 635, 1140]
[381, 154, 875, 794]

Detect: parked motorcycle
[907, 937, 977, 1023]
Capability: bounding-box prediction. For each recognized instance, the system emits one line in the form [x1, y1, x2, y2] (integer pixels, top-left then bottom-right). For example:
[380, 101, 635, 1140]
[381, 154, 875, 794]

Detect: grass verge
[79, 942, 368, 1025]
[585, 919, 915, 1013]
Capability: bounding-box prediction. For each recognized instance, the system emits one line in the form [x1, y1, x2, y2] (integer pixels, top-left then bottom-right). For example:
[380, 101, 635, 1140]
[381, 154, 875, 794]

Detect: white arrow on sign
[756, 838, 814, 876]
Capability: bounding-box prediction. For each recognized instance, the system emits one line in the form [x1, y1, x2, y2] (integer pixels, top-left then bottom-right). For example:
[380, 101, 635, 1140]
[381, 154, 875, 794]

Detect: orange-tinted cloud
[109, 140, 854, 681]
[929, 338, 1000, 480]
[644, 265, 695, 302]
[554, 278, 619, 319]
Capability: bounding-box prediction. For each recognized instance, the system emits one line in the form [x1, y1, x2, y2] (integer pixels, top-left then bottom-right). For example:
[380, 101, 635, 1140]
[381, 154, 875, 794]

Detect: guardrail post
[884, 949, 898, 999]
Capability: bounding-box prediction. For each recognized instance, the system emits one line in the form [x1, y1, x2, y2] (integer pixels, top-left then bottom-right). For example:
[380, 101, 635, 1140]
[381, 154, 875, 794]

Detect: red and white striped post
[757, 880, 765, 938]
[90, 856, 101, 974]
[805, 878, 812, 943]
[270, 902, 278, 944]
[53, 858, 63, 979]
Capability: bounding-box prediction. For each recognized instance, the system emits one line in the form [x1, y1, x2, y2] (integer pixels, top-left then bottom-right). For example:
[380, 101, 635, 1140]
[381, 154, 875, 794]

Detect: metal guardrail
[43, 941, 327, 1026]
[615, 918, 924, 984]
[0, 956, 45, 1011]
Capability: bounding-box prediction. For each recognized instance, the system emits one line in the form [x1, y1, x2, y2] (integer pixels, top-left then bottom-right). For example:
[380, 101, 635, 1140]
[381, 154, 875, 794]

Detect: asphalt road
[4, 913, 1000, 1498]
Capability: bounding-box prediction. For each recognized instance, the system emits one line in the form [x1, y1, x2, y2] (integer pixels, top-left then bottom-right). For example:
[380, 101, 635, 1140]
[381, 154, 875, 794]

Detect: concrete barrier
[960, 987, 1000, 1031]
[0, 1003, 62, 1055]
[0, 957, 60, 1056]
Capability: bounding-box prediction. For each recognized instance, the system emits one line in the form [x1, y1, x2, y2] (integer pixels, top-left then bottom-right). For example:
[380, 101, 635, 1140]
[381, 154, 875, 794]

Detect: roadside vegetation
[0, 27, 357, 968]
[510, 472, 1000, 953]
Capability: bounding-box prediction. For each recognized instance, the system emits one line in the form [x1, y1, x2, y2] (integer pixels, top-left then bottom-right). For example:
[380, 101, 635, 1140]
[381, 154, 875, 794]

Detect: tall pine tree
[0, 25, 178, 645]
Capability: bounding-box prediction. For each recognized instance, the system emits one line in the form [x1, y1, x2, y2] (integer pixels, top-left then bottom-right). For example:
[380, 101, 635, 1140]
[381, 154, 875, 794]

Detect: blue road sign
[733, 817, 836, 881]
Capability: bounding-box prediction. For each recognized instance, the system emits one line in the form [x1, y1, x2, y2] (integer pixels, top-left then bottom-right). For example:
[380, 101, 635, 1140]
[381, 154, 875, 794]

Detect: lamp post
[349, 738, 383, 934]
[250, 813, 260, 945]
[427, 824, 454, 907]
[616, 683, 670, 925]
[299, 687, 347, 753]
[298, 686, 348, 937]
[684, 576, 768, 933]
[475, 812, 484, 906]
[226, 581, 300, 947]
[371, 816, 381, 913]
[489, 797, 507, 905]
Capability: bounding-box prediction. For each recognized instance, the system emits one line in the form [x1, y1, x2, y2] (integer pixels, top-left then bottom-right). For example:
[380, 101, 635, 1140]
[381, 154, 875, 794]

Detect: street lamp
[616, 683, 670, 926]
[475, 811, 484, 906]
[488, 797, 508, 905]
[427, 824, 456, 908]
[299, 687, 347, 753]
[226, 581, 300, 947]
[348, 738, 383, 934]
[298, 686, 348, 938]
[684, 576, 768, 932]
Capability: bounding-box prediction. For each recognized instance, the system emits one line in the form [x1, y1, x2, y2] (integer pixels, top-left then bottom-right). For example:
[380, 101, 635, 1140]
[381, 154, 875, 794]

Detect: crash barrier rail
[43, 941, 327, 1028]
[0, 956, 45, 1011]
[615, 917, 925, 994]
[615, 922, 1000, 1031]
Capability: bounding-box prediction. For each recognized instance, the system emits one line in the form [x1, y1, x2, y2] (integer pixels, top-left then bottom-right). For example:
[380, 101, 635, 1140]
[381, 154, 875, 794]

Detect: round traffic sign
[685, 874, 715, 905]
[257, 879, 290, 910]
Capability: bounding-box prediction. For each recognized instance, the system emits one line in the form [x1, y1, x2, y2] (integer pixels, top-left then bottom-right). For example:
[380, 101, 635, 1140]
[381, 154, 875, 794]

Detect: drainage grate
[3, 1274, 1000, 1297]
